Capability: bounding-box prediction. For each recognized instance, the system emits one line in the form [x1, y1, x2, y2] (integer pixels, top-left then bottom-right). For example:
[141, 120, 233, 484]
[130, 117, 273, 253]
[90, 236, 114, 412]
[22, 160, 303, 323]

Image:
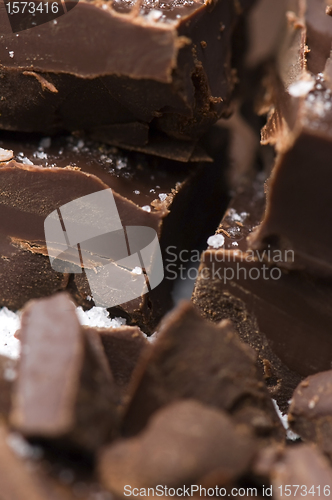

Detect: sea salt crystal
[142, 205, 151, 212]
[34, 151, 48, 160]
[21, 157, 33, 165]
[134, 190, 140, 195]
[76, 306, 126, 329]
[0, 308, 20, 359]
[9, 51, 14, 58]
[146, 9, 162, 21]
[159, 193, 167, 202]
[0, 148, 13, 162]
[132, 266, 142, 275]
[288, 79, 315, 97]
[272, 399, 299, 441]
[207, 234, 225, 249]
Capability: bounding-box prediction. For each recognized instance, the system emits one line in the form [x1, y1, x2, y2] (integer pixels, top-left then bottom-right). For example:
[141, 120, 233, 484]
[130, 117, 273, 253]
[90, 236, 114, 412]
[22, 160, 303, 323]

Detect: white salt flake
[132, 266, 142, 275]
[288, 79, 315, 97]
[0, 308, 20, 359]
[9, 51, 14, 58]
[146, 9, 162, 21]
[0, 148, 13, 162]
[272, 399, 299, 441]
[159, 193, 167, 202]
[134, 190, 140, 195]
[232, 241, 239, 247]
[34, 151, 48, 160]
[142, 205, 151, 212]
[21, 157, 33, 165]
[76, 306, 126, 329]
[207, 234, 225, 249]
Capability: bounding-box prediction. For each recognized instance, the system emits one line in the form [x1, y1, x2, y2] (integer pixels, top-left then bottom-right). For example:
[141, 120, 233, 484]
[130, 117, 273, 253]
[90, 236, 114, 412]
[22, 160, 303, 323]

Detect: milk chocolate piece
[90, 326, 148, 391]
[123, 301, 284, 443]
[0, 0, 256, 158]
[289, 372, 332, 459]
[192, 173, 332, 409]
[10, 293, 120, 452]
[248, 2, 332, 275]
[0, 134, 226, 330]
[99, 400, 256, 494]
[254, 445, 332, 499]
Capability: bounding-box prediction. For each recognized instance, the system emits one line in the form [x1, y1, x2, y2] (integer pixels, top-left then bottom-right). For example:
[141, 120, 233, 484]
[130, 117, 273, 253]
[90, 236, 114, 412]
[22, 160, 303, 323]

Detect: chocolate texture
[192, 171, 332, 409]
[289, 371, 332, 459]
[99, 400, 256, 494]
[0, 133, 226, 331]
[0, 0, 256, 158]
[248, 0, 332, 276]
[122, 301, 284, 444]
[10, 293, 120, 452]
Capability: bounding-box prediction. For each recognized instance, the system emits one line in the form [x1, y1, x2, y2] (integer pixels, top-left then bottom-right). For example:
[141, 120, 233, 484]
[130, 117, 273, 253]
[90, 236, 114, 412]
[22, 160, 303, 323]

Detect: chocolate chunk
[289, 371, 332, 459]
[0, 0, 255, 157]
[99, 400, 256, 494]
[122, 301, 284, 443]
[10, 293, 120, 452]
[89, 325, 148, 391]
[0, 134, 226, 331]
[0, 236, 70, 310]
[247, 3, 332, 276]
[192, 172, 332, 409]
[254, 445, 332, 499]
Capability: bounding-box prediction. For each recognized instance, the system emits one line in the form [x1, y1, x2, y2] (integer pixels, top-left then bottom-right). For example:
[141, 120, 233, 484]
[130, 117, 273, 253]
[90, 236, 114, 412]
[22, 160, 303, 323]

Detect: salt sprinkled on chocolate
[0, 148, 13, 162]
[0, 308, 20, 359]
[76, 306, 127, 329]
[207, 234, 225, 249]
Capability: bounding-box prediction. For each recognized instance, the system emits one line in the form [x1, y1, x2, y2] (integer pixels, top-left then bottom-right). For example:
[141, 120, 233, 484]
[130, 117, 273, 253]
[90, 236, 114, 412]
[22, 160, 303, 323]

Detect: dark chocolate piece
[0, 134, 226, 331]
[10, 293, 120, 452]
[0, 0, 256, 158]
[289, 371, 332, 459]
[99, 400, 256, 494]
[122, 301, 284, 443]
[192, 172, 332, 409]
[254, 444, 332, 499]
[248, 2, 332, 275]
[89, 325, 148, 391]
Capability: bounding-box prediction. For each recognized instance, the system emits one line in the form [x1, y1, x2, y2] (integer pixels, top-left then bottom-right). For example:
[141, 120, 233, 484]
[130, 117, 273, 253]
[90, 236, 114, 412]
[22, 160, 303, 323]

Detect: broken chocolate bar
[0, 0, 256, 158]
[247, 1, 332, 275]
[288, 371, 332, 460]
[254, 444, 332, 499]
[89, 325, 148, 392]
[122, 301, 284, 443]
[10, 293, 120, 452]
[192, 172, 332, 409]
[99, 400, 256, 494]
[0, 133, 226, 331]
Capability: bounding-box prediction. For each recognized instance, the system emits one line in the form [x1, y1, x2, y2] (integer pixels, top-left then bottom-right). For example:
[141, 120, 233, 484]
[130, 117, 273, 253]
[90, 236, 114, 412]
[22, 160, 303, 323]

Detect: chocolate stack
[3, 0, 332, 497]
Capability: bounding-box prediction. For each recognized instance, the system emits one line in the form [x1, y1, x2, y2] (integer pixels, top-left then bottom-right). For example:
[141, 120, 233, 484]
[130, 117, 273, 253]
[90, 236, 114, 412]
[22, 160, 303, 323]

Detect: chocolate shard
[122, 301, 284, 443]
[0, 355, 17, 419]
[192, 172, 332, 409]
[10, 293, 120, 452]
[288, 371, 332, 459]
[0, 0, 256, 157]
[88, 325, 148, 392]
[0, 134, 226, 331]
[99, 400, 256, 494]
[254, 444, 332, 499]
[247, 1, 332, 275]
